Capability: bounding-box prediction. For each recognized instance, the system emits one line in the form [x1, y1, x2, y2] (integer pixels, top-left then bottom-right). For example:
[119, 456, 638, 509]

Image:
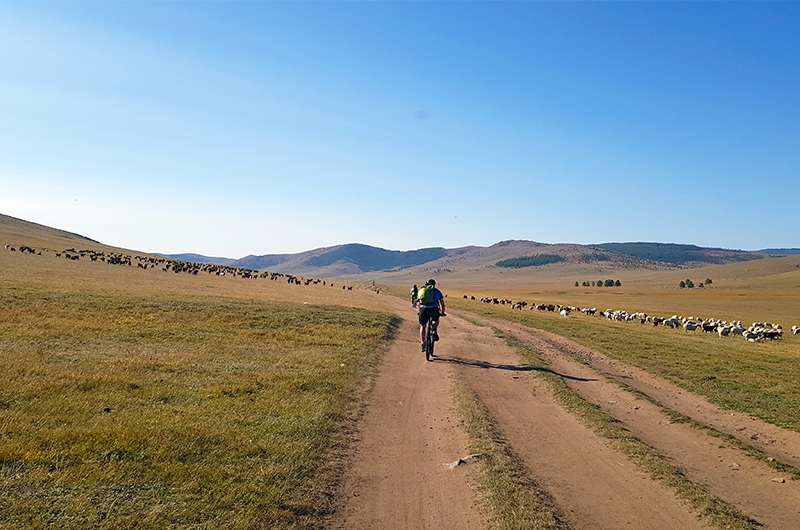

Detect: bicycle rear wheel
[425, 320, 434, 361]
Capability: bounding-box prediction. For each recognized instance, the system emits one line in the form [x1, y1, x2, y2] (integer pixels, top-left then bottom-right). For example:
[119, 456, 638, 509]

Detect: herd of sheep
[464, 294, 798, 343]
[598, 309, 793, 342]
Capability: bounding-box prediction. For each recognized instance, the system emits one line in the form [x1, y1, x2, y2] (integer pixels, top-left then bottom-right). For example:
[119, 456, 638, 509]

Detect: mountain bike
[423, 313, 445, 362]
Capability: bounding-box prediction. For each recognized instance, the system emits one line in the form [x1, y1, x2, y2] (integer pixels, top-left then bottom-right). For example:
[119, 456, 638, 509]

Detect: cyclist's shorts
[419, 306, 440, 326]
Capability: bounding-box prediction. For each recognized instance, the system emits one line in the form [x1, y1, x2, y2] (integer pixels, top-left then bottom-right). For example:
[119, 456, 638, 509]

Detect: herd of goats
[465, 296, 799, 343]
[4, 244, 353, 289]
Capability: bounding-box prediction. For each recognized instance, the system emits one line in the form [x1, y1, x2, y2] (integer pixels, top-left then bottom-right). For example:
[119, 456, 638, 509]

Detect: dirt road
[330, 297, 800, 529]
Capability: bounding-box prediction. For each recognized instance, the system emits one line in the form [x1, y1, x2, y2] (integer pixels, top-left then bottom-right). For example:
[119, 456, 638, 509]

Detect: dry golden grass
[0, 286, 396, 529]
[1, 220, 398, 529]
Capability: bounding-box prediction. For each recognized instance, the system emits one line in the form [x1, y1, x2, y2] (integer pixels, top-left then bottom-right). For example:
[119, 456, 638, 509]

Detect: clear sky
[1, 2, 798, 257]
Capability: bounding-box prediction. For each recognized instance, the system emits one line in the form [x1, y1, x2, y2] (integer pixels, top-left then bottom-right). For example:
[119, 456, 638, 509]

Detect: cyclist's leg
[418, 308, 428, 349]
[429, 306, 440, 340]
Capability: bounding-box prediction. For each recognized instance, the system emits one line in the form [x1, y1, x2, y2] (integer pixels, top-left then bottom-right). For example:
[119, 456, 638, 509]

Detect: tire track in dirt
[464, 311, 800, 529]
[329, 301, 483, 530]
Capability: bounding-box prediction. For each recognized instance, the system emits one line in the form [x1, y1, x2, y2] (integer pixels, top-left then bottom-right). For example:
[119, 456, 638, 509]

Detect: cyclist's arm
[439, 298, 446, 315]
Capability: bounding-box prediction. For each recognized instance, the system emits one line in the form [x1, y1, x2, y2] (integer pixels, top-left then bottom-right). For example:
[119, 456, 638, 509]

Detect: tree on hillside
[615, 280, 621, 286]
[705, 278, 713, 284]
[679, 281, 686, 288]
[496, 254, 565, 268]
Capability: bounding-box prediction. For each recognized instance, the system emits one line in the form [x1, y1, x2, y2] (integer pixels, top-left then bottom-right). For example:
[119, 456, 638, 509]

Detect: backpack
[418, 285, 437, 305]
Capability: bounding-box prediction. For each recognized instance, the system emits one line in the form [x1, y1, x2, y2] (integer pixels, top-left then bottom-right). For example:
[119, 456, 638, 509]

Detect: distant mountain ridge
[162, 240, 771, 278]
[594, 242, 766, 265]
[760, 248, 800, 255]
[304, 244, 447, 272]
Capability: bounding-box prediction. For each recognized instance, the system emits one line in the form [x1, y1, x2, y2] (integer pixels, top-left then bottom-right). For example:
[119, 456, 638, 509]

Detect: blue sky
[1, 2, 798, 257]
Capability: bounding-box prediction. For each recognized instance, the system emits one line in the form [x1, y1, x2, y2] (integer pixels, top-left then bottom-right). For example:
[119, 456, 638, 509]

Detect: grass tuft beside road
[0, 287, 396, 529]
[451, 374, 569, 530]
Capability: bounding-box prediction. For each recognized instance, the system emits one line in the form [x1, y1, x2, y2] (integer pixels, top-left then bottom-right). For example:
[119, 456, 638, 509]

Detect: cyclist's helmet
[426, 279, 436, 286]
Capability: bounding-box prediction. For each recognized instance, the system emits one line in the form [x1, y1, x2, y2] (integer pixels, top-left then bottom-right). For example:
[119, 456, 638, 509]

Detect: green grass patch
[450, 375, 569, 530]
[453, 314, 487, 327]
[450, 298, 800, 434]
[0, 287, 396, 529]
[495, 330, 758, 530]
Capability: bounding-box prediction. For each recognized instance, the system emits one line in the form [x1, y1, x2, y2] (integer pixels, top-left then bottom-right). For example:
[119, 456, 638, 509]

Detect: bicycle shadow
[431, 355, 597, 382]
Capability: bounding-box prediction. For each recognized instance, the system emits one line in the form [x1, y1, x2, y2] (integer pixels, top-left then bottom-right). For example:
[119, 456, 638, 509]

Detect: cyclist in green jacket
[417, 279, 445, 352]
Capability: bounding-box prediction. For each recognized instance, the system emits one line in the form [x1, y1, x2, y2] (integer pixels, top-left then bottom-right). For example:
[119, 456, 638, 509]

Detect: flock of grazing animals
[599, 310, 790, 342]
[3, 244, 353, 290]
[464, 294, 798, 343]
[6, 243, 797, 342]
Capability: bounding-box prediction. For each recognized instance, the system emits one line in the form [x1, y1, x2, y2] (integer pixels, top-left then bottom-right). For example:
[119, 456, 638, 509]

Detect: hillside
[0, 213, 100, 249]
[215, 243, 449, 276]
[595, 242, 767, 265]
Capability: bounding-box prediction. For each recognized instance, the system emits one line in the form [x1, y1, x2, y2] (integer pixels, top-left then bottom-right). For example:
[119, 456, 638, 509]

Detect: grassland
[5, 213, 800, 527]
[1, 217, 405, 528]
[0, 285, 395, 529]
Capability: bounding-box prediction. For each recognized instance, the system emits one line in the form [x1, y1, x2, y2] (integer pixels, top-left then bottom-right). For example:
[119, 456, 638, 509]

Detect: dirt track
[330, 297, 800, 529]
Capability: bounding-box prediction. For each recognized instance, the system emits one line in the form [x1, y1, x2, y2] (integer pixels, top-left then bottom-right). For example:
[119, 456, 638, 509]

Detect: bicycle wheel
[425, 320, 434, 361]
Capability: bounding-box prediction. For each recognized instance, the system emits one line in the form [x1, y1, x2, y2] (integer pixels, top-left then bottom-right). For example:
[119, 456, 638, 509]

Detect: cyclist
[410, 284, 419, 308]
[418, 279, 446, 352]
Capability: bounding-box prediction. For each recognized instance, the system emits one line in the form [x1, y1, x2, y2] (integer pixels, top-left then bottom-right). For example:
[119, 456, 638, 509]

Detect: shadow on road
[431, 355, 597, 382]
